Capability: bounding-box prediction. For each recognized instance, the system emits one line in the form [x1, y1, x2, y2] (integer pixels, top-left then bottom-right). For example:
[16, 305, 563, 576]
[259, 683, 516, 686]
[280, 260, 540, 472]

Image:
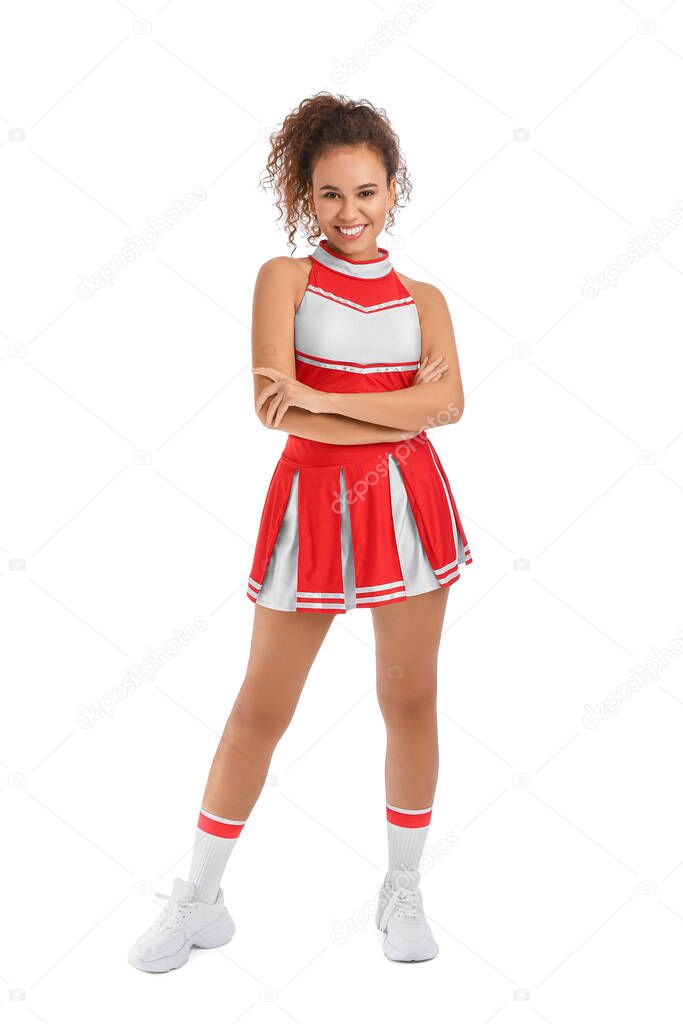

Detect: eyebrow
[318, 182, 379, 191]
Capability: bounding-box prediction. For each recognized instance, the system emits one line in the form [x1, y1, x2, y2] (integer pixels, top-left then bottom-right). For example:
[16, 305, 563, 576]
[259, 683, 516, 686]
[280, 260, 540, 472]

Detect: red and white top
[294, 238, 422, 392]
[247, 237, 473, 614]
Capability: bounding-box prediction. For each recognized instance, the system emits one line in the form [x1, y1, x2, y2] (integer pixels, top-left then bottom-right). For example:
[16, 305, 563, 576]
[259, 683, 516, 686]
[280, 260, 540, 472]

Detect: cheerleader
[129, 91, 472, 971]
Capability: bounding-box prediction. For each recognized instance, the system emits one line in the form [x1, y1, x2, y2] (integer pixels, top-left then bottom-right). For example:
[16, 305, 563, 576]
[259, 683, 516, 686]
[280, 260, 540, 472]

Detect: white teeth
[338, 225, 366, 236]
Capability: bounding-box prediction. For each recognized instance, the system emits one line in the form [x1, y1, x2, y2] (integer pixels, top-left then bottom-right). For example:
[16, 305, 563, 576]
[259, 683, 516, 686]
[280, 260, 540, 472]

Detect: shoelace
[153, 891, 195, 932]
[378, 884, 421, 933]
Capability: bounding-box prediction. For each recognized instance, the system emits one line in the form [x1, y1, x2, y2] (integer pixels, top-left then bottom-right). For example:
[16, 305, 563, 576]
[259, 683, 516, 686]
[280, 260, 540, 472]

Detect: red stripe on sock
[386, 805, 432, 829]
[197, 811, 245, 839]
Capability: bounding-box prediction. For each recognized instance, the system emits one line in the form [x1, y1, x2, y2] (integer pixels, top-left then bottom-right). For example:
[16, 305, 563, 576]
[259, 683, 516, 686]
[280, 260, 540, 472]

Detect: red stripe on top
[295, 360, 416, 394]
[386, 806, 432, 829]
[306, 256, 413, 306]
[197, 811, 245, 839]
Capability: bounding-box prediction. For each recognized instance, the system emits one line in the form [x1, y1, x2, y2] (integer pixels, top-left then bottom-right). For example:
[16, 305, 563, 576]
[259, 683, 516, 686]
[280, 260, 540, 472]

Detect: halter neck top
[293, 236, 422, 393]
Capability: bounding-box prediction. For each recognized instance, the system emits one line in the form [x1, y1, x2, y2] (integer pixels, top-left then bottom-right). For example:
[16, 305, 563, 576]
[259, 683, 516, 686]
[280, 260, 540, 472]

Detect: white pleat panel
[255, 468, 299, 612]
[339, 466, 357, 610]
[387, 455, 442, 598]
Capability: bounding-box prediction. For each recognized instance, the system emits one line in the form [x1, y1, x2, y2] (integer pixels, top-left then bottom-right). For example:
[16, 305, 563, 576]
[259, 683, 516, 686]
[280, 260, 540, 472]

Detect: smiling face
[308, 144, 396, 259]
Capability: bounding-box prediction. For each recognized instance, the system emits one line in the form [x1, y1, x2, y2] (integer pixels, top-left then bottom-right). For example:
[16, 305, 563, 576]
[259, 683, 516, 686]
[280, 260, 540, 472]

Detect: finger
[272, 393, 287, 428]
[275, 398, 289, 428]
[266, 389, 278, 425]
[256, 382, 278, 413]
[270, 389, 286, 425]
[262, 388, 277, 426]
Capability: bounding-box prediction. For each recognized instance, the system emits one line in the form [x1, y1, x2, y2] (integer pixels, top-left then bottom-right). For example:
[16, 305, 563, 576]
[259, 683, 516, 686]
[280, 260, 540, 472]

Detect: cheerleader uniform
[247, 237, 473, 614]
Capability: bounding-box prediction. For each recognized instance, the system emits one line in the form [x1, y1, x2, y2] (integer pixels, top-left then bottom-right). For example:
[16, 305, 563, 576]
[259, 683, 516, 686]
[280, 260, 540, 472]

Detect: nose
[339, 199, 360, 220]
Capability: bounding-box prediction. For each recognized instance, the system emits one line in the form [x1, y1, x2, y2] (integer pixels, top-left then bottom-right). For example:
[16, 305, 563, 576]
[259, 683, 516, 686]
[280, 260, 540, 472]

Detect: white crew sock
[188, 806, 247, 903]
[386, 802, 433, 872]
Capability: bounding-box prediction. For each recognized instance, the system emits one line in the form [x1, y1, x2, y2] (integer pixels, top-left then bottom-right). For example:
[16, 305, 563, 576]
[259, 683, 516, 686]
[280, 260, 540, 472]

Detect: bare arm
[316, 283, 465, 433]
[267, 406, 420, 444]
[251, 257, 419, 444]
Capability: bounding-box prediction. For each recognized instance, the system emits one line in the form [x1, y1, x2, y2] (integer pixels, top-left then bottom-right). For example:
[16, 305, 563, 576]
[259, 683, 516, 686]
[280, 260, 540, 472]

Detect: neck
[312, 237, 391, 280]
[319, 237, 385, 264]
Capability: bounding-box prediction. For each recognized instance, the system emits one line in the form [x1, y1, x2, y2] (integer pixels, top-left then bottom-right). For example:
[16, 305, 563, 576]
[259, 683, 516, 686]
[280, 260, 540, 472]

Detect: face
[308, 144, 395, 258]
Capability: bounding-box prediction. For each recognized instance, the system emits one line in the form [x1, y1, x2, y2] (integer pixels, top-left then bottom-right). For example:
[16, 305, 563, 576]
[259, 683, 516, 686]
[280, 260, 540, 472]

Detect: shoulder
[256, 255, 311, 283]
[254, 255, 312, 302]
[394, 272, 449, 318]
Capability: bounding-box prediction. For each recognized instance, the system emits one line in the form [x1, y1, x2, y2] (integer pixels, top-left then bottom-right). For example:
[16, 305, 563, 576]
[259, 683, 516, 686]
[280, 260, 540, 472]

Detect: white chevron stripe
[307, 284, 414, 313]
[295, 352, 419, 375]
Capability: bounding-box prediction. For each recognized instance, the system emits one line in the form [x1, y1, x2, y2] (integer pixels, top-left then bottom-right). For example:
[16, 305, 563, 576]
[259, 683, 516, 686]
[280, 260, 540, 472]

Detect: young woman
[128, 92, 472, 972]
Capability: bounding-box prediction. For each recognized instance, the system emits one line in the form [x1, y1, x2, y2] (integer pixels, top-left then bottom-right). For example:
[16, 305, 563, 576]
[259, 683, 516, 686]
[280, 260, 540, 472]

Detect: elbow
[421, 393, 464, 431]
[449, 401, 464, 424]
[446, 390, 464, 424]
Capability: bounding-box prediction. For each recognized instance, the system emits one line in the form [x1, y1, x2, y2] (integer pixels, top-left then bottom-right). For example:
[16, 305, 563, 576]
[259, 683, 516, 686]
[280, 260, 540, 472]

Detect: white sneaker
[128, 877, 236, 972]
[375, 866, 439, 961]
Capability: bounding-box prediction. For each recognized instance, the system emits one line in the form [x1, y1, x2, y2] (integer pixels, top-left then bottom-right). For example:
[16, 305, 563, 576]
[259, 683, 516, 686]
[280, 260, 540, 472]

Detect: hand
[413, 353, 448, 385]
[253, 366, 325, 427]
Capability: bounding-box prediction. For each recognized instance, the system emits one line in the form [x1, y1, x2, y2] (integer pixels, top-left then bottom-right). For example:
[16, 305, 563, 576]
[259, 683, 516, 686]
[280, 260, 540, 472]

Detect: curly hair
[260, 91, 412, 253]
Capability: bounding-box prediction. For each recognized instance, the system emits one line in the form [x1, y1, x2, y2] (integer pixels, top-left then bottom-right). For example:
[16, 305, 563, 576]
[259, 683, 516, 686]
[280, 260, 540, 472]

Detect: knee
[227, 687, 293, 746]
[377, 676, 436, 728]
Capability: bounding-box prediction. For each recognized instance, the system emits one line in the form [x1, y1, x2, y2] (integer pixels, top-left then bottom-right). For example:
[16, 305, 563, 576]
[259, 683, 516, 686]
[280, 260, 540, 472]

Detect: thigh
[371, 588, 449, 708]
[235, 604, 336, 726]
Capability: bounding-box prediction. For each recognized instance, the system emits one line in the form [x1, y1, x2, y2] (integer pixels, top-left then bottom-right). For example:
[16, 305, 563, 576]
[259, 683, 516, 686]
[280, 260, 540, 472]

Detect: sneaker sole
[382, 937, 439, 962]
[128, 915, 236, 973]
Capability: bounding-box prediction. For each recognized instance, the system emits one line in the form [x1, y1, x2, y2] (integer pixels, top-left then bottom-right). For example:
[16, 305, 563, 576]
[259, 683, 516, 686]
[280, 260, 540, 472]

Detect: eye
[322, 191, 339, 199]
[359, 190, 375, 198]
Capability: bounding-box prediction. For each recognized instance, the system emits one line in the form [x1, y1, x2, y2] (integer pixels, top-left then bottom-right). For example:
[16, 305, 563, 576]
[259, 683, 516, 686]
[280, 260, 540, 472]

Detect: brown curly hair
[260, 91, 412, 253]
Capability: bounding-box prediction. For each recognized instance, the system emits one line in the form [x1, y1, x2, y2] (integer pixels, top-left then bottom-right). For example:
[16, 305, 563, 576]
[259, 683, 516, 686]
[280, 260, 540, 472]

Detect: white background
[2, 0, 683, 1019]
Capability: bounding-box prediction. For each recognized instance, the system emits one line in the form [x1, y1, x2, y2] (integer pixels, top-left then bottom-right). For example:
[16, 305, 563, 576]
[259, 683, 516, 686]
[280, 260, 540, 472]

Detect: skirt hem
[246, 553, 473, 614]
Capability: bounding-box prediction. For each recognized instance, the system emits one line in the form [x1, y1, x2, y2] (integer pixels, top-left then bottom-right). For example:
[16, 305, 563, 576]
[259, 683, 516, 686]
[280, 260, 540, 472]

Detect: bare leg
[201, 604, 336, 819]
[371, 587, 449, 808]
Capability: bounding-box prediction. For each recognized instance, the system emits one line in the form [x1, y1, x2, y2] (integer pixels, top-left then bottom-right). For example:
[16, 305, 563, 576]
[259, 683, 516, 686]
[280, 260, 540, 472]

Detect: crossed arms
[251, 258, 465, 444]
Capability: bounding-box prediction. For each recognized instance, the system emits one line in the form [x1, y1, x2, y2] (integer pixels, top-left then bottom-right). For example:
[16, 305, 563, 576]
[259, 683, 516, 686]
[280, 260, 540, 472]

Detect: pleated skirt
[246, 430, 472, 614]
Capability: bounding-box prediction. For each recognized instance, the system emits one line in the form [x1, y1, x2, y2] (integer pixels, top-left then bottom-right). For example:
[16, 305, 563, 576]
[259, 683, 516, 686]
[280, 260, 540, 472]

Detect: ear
[387, 176, 396, 212]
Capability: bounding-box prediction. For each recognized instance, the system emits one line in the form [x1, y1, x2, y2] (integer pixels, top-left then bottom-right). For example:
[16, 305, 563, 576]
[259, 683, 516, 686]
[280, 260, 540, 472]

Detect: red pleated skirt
[246, 430, 472, 614]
